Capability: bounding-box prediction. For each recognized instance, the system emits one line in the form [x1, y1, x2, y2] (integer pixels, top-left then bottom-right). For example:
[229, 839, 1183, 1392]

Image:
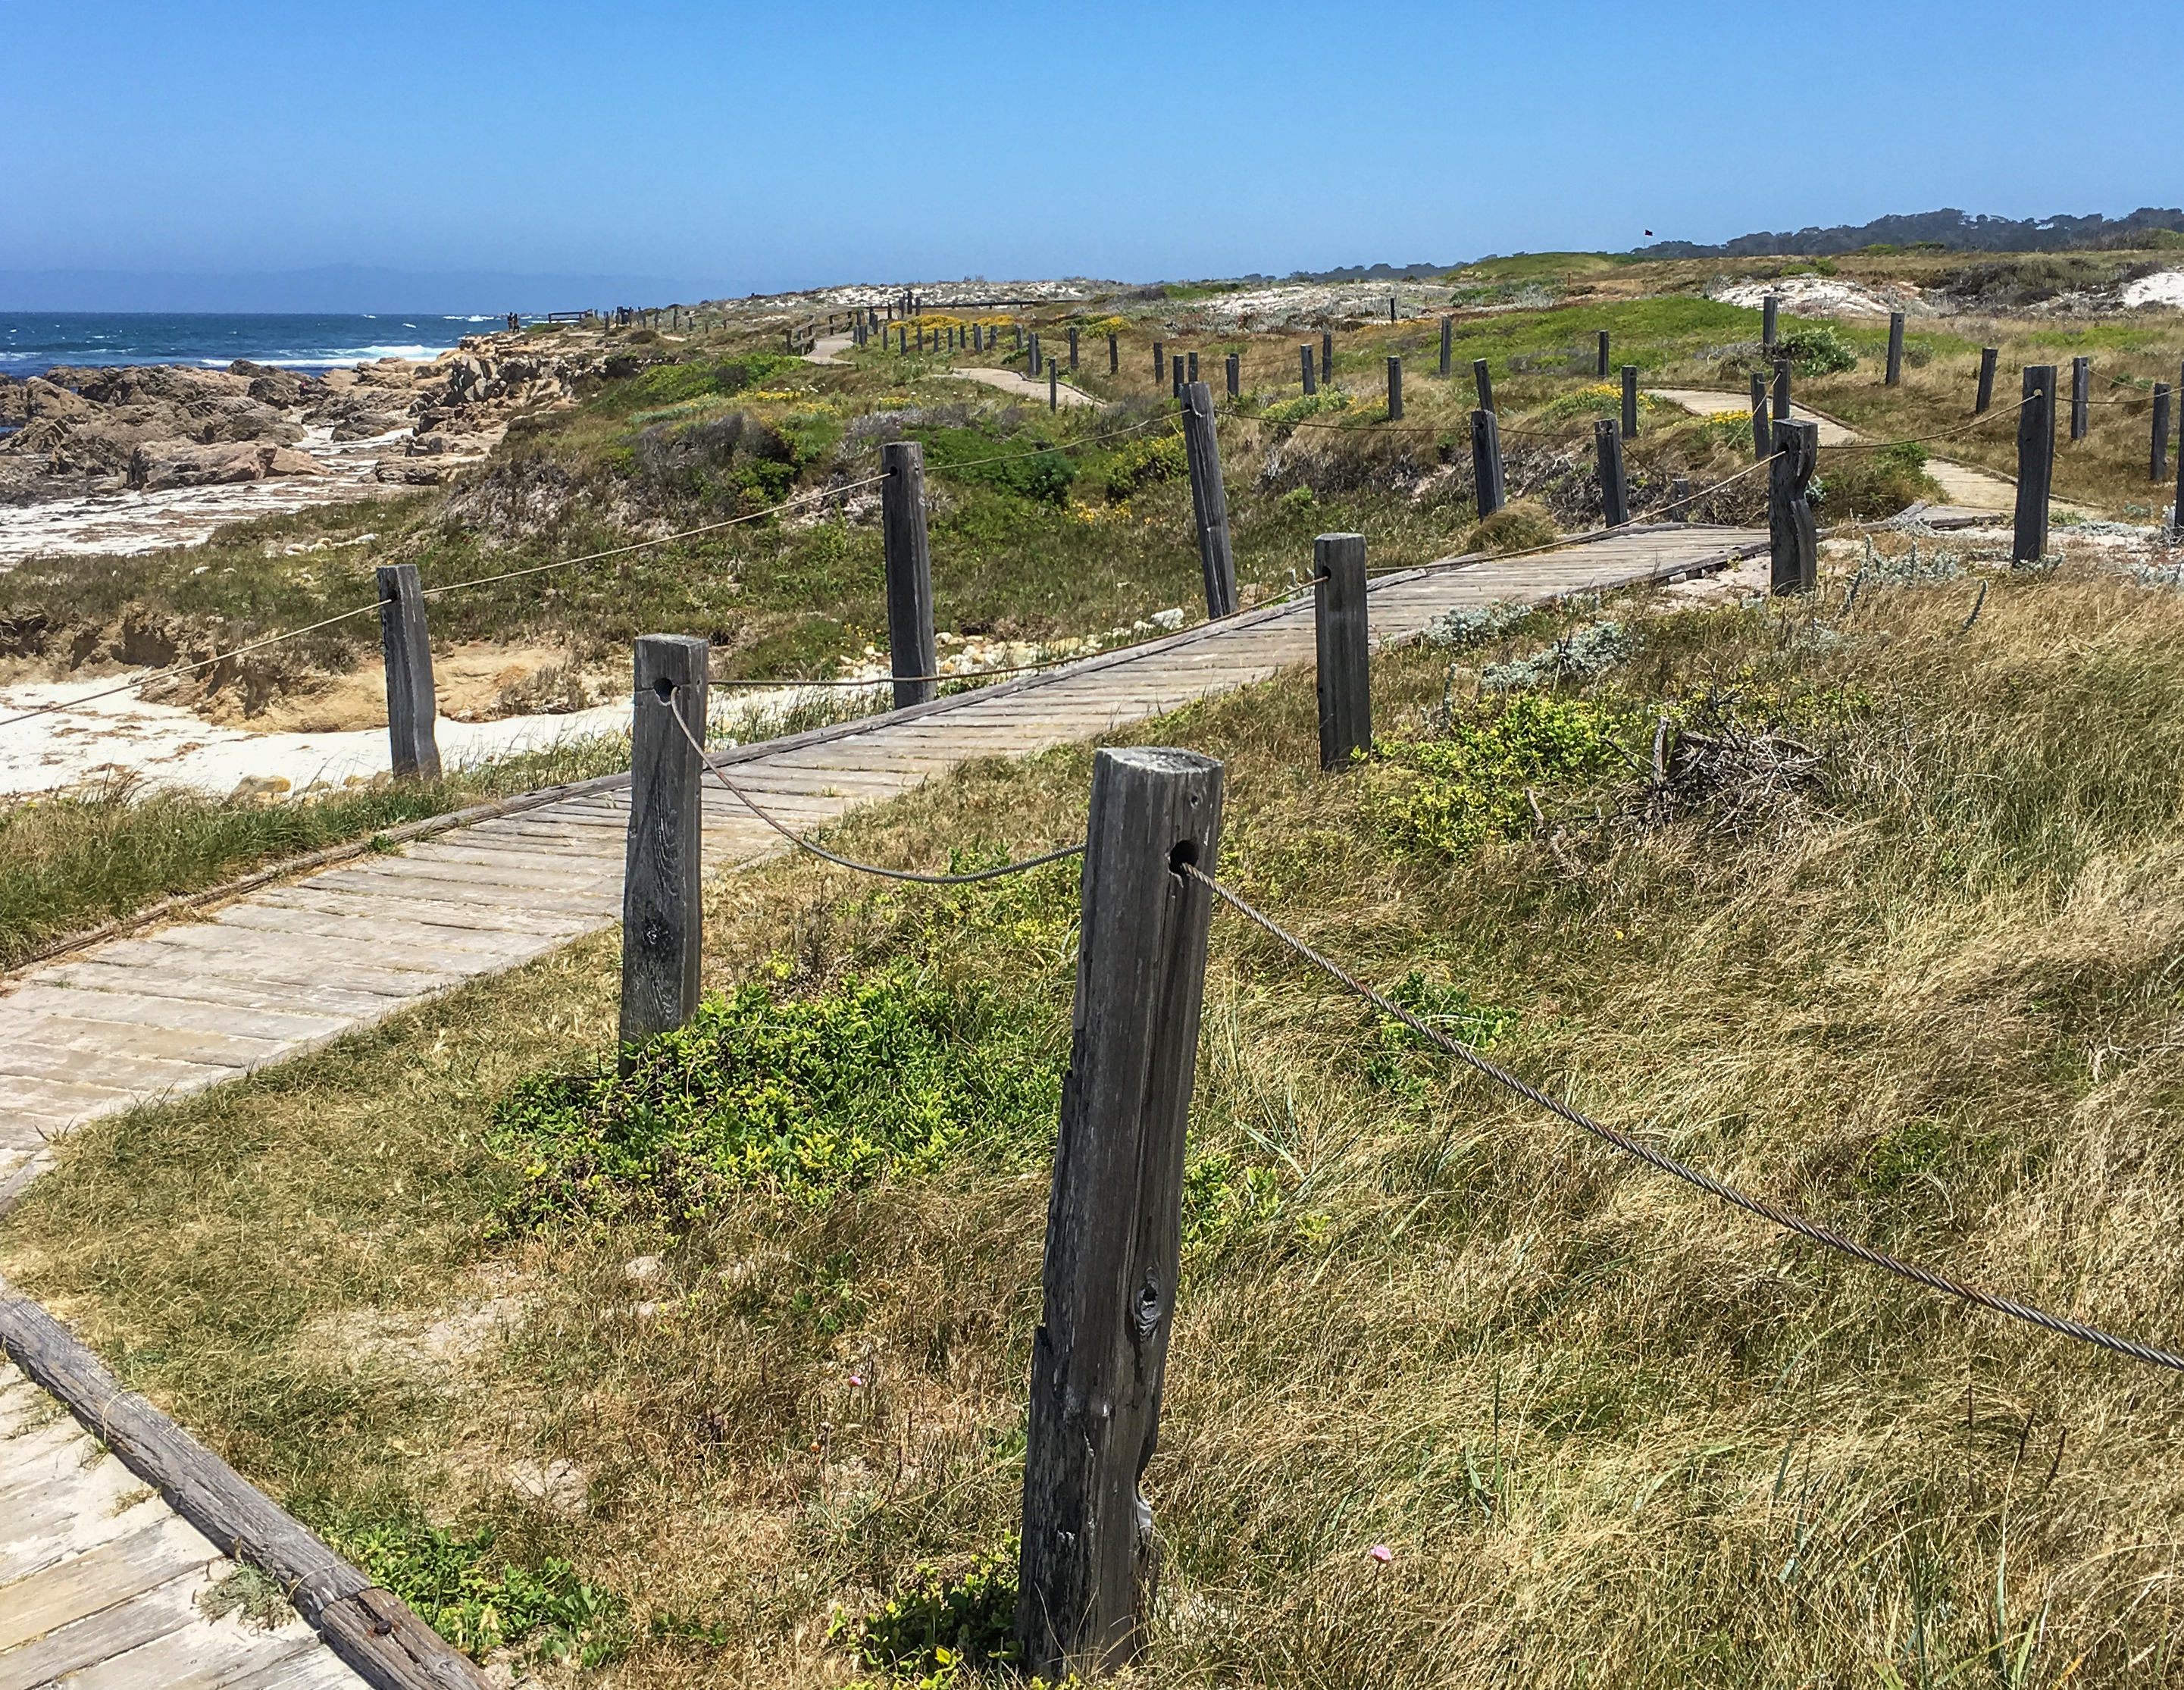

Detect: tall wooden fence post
[1300, 344, 1316, 395]
[1153, 341, 1164, 381]
[1472, 358, 1494, 412]
[1750, 371, 1770, 458]
[1886, 312, 1905, 386]
[1187, 351, 1198, 386]
[1069, 326, 1080, 370]
[2014, 365, 2057, 563]
[2153, 383, 2172, 483]
[2071, 355, 2091, 442]
[1050, 363, 1059, 411]
[1596, 330, 1610, 377]
[1769, 420, 1819, 595]
[1109, 332, 1119, 374]
[881, 441, 937, 708]
[375, 564, 441, 781]
[1762, 294, 1779, 350]
[1439, 315, 1453, 376]
[1313, 534, 1369, 769]
[1471, 408, 1505, 518]
[1225, 352, 1240, 397]
[1181, 381, 1237, 618]
[1620, 365, 1638, 438]
[1016, 746, 1225, 1682]
[1594, 418, 1629, 527]
[1386, 355, 1403, 421]
[619, 633, 709, 1071]
[1772, 361, 1791, 421]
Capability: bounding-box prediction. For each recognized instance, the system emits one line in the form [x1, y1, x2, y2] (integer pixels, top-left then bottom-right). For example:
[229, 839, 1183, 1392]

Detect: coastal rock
[21, 378, 88, 421]
[127, 441, 330, 490]
[376, 458, 449, 486]
[229, 358, 306, 406]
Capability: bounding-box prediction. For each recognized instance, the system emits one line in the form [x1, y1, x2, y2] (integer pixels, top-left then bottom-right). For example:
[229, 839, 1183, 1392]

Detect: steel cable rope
[661, 698, 1084, 884]
[1181, 862, 2184, 1375]
[0, 473, 893, 734]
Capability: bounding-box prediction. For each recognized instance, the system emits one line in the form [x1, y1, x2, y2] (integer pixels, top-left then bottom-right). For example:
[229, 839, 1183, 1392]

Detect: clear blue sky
[2, 0, 2173, 302]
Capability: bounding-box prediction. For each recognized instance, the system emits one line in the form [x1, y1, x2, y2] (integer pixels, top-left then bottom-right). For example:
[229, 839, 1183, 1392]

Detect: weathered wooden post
[1300, 343, 1316, 395]
[1596, 330, 1610, 377]
[1471, 408, 1505, 518]
[1386, 355, 1403, 421]
[1769, 419, 1819, 595]
[1031, 333, 1042, 377]
[618, 632, 709, 1071]
[1153, 340, 1164, 381]
[2152, 383, 2171, 482]
[1187, 351, 1198, 386]
[1762, 294, 1779, 350]
[1388, 296, 1397, 323]
[2071, 355, 2091, 442]
[1594, 418, 1629, 527]
[1069, 325, 1080, 370]
[1225, 352, 1239, 397]
[376, 564, 441, 780]
[1322, 331, 1334, 387]
[2176, 407, 2184, 537]
[1886, 312, 1905, 386]
[1171, 358, 1184, 401]
[1314, 534, 1369, 769]
[1109, 332, 1119, 374]
[1016, 745, 1224, 1682]
[1772, 361, 1791, 421]
[1620, 365, 1638, 438]
[1473, 358, 1494, 413]
[881, 441, 937, 708]
[1750, 371, 1769, 458]
[1015, 324, 1023, 351]
[1050, 362, 1059, 411]
[1181, 381, 1237, 618]
[1670, 475, 1691, 519]
[2014, 365, 2057, 563]
[1440, 316, 1453, 376]
[898, 327, 907, 353]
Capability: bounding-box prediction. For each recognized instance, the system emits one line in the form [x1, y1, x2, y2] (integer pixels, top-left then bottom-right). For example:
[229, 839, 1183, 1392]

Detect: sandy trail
[803, 333, 855, 366]
[950, 366, 1099, 408]
[1647, 386, 2051, 516]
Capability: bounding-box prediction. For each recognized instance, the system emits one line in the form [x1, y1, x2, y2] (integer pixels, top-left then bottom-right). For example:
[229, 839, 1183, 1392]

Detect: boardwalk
[0, 524, 1759, 1682]
[0, 1360, 364, 1690]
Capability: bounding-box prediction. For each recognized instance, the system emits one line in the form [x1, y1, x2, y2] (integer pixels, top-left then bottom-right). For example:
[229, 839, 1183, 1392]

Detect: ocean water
[0, 311, 508, 380]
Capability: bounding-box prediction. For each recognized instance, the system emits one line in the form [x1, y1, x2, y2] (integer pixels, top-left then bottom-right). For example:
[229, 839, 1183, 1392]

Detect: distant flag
[1644, 229, 1654, 236]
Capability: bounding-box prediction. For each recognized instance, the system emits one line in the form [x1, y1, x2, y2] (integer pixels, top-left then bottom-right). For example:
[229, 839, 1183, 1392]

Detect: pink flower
[848, 1374, 865, 1387]
[1369, 1544, 1394, 1564]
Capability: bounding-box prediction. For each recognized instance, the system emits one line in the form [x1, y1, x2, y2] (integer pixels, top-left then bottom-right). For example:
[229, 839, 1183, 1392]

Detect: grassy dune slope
[12, 545, 2184, 1686]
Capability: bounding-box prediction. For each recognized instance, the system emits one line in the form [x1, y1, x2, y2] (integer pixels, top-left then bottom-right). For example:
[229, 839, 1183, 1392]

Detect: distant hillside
[1636, 207, 2184, 258]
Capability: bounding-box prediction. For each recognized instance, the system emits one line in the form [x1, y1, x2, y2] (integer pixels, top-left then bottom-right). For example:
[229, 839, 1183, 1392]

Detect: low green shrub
[1102, 430, 1187, 500]
[339, 1519, 628, 1667]
[1375, 693, 1625, 856]
[828, 1547, 1024, 1688]
[492, 967, 1060, 1225]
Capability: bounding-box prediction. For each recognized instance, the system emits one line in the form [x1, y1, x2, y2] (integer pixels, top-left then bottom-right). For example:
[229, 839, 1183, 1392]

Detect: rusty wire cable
[1181, 860, 2184, 1375]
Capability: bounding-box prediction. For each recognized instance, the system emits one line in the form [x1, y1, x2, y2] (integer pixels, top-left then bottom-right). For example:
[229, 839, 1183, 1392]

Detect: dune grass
[13, 544, 2184, 1685]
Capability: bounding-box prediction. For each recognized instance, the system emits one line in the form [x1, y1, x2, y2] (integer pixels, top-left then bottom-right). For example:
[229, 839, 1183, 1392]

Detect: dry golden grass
[14, 546, 2184, 1685]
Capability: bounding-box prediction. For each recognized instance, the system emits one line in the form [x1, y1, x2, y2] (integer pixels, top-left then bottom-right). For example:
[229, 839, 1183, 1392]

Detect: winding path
[1647, 387, 2061, 521]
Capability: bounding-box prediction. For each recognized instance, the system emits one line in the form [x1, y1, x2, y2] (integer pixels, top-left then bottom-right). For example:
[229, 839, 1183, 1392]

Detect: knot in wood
[1133, 1272, 1165, 1341]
